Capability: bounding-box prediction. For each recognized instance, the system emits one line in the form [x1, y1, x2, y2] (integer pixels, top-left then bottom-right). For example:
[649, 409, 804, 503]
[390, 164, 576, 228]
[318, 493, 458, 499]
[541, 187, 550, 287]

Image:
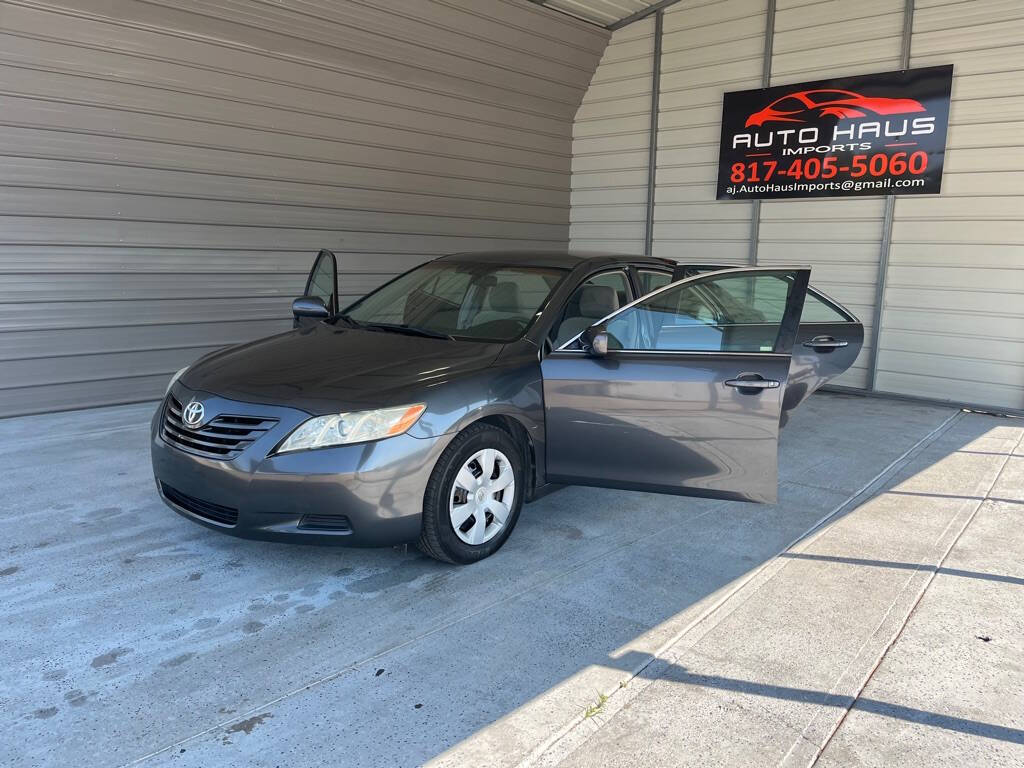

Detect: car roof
[437, 250, 674, 270]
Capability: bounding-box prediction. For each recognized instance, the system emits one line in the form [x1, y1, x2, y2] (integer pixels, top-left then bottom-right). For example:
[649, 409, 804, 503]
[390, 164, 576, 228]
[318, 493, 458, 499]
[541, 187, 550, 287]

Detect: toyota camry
[152, 251, 862, 563]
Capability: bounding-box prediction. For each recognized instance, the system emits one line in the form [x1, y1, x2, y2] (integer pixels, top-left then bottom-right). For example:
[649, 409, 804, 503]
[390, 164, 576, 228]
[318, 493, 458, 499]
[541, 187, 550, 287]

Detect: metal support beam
[643, 10, 663, 256]
[899, 0, 915, 68]
[529, 0, 684, 31]
[608, 0, 683, 31]
[748, 0, 776, 265]
[868, 197, 896, 390]
[868, 0, 915, 390]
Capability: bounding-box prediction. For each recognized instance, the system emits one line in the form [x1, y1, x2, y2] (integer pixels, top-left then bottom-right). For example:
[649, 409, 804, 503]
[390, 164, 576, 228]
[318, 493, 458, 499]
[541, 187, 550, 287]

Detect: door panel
[542, 353, 792, 502]
[782, 287, 864, 420]
[542, 267, 810, 503]
[783, 320, 865, 421]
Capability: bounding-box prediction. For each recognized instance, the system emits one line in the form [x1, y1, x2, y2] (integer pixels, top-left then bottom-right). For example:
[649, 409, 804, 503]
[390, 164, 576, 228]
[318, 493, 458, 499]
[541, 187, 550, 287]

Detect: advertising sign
[716, 65, 953, 200]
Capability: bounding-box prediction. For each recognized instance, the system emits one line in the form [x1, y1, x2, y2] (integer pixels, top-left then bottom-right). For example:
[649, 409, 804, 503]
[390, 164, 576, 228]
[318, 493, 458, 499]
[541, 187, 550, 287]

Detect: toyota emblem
[182, 399, 205, 429]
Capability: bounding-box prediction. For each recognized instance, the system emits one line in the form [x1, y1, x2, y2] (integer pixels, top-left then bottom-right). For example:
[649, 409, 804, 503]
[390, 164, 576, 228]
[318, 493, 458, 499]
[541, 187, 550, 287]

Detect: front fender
[406, 358, 547, 489]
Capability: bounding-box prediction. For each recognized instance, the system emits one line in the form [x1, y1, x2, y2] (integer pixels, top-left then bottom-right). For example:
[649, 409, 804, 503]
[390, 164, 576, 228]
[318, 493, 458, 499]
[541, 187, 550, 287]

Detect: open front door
[540, 267, 810, 503]
[293, 249, 338, 327]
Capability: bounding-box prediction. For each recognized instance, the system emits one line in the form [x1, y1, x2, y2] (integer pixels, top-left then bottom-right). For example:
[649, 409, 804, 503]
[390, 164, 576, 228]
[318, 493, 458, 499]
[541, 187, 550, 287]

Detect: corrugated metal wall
[757, 0, 905, 389]
[879, 0, 1024, 410]
[569, 16, 655, 255]
[569, 0, 1023, 411]
[653, 0, 766, 264]
[0, 0, 607, 416]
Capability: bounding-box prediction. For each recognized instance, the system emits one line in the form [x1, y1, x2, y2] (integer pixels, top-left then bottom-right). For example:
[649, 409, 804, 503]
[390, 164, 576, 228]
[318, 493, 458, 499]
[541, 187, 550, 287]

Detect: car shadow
[3, 394, 1015, 767]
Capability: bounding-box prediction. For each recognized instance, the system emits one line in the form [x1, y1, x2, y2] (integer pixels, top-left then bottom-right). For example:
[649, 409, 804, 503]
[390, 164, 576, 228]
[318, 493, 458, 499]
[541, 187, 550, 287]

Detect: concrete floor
[2, 392, 1022, 767]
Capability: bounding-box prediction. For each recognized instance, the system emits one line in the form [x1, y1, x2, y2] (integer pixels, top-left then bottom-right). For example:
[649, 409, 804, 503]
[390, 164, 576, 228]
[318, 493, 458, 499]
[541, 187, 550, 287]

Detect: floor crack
[805, 427, 1024, 767]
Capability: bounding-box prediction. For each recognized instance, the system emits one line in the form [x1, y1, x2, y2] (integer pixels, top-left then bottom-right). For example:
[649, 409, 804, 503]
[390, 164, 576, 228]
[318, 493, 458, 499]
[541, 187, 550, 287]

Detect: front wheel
[418, 423, 524, 564]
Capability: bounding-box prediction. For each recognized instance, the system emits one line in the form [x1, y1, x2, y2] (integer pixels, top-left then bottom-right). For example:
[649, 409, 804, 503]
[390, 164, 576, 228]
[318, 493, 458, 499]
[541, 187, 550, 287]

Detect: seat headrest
[488, 281, 520, 313]
[579, 284, 619, 319]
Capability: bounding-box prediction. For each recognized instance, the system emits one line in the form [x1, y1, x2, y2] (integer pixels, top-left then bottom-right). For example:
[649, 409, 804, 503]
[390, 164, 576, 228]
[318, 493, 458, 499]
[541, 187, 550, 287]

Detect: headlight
[166, 366, 189, 395]
[275, 404, 426, 453]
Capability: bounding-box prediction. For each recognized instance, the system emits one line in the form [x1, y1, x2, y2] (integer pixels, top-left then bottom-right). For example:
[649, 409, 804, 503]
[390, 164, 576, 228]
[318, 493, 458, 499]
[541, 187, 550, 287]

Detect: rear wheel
[418, 423, 524, 564]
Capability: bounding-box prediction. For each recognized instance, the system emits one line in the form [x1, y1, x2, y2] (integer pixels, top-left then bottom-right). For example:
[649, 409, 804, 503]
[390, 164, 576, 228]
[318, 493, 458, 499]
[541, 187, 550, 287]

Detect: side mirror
[582, 325, 609, 357]
[292, 295, 329, 320]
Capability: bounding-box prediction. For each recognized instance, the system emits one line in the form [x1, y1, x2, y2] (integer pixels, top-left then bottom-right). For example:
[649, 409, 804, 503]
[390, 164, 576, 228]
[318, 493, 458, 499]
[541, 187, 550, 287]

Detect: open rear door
[669, 263, 864, 422]
[541, 267, 810, 503]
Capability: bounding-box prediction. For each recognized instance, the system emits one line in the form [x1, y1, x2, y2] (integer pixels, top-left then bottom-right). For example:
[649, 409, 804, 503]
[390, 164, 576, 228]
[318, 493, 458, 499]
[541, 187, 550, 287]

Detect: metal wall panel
[652, 0, 767, 264]
[755, 0, 905, 390]
[877, 0, 1024, 410]
[567, 0, 1022, 412]
[0, 0, 607, 416]
[569, 17, 655, 255]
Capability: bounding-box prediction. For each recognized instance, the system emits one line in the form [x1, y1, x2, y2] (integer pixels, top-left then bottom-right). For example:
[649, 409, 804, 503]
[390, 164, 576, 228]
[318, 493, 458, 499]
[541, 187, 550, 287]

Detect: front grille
[298, 514, 353, 533]
[162, 394, 278, 460]
[161, 483, 239, 526]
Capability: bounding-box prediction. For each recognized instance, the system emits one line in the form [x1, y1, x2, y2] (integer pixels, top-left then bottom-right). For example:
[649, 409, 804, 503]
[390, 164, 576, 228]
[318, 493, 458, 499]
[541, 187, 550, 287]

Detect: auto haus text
[731, 117, 936, 155]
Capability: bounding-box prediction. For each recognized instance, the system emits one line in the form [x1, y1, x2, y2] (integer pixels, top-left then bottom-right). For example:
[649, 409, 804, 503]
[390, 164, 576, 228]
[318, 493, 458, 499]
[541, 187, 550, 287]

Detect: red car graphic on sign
[745, 89, 927, 127]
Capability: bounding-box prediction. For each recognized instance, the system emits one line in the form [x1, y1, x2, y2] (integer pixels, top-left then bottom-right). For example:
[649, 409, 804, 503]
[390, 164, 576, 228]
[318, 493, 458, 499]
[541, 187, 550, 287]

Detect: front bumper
[151, 386, 450, 547]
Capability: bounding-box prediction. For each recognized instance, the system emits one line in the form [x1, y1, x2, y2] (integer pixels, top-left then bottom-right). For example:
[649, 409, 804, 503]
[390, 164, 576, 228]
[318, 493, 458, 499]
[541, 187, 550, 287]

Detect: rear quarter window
[801, 291, 853, 323]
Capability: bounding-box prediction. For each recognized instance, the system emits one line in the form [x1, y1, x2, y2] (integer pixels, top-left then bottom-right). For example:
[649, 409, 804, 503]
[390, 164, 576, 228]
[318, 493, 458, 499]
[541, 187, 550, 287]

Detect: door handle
[802, 335, 848, 351]
[725, 374, 780, 392]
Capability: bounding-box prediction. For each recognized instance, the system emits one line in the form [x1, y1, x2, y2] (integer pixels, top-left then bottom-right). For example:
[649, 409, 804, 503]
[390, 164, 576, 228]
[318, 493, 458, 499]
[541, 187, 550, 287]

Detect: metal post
[608, 0, 683, 31]
[868, 0, 915, 390]
[643, 10, 663, 256]
[748, 0, 776, 265]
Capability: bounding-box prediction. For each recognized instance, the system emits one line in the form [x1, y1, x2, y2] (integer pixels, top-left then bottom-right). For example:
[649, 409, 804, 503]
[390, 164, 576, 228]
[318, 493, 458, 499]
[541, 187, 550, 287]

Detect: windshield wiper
[360, 323, 453, 340]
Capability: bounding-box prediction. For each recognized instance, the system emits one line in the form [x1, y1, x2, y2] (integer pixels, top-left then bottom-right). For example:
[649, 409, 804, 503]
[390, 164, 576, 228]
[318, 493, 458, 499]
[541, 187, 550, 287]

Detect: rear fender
[782, 320, 865, 423]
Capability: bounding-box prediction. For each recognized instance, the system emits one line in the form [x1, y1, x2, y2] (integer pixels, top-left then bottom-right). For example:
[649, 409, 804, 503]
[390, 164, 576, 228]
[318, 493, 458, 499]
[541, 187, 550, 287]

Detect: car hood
[181, 323, 504, 414]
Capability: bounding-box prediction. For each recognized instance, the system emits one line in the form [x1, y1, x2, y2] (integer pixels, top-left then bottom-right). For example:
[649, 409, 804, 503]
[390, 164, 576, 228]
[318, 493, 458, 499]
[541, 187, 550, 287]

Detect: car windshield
[340, 261, 567, 342]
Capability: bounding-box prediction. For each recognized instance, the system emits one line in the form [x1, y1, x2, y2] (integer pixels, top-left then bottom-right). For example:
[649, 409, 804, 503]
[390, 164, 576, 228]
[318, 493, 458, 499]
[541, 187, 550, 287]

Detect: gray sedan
[152, 250, 863, 563]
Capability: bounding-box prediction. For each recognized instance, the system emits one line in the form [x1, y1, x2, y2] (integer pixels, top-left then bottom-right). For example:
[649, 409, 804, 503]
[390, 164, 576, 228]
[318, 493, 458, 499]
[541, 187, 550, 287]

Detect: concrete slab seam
[522, 409, 964, 768]
[804, 426, 1024, 767]
[778, 492, 985, 764]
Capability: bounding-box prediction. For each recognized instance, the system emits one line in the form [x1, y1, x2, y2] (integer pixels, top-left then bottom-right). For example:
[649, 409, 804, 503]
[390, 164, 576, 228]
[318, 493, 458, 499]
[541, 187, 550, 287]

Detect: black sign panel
[716, 65, 953, 200]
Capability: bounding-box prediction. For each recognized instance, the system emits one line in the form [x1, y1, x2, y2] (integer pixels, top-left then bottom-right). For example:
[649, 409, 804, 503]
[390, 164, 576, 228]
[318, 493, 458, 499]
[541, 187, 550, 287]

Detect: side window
[551, 270, 631, 347]
[604, 273, 797, 353]
[637, 269, 672, 295]
[709, 274, 789, 322]
[304, 249, 337, 313]
[801, 290, 851, 323]
[589, 270, 631, 307]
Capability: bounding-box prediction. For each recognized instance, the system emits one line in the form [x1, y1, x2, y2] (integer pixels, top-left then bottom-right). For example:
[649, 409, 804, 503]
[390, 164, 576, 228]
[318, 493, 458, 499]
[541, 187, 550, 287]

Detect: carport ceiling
[530, 0, 677, 29]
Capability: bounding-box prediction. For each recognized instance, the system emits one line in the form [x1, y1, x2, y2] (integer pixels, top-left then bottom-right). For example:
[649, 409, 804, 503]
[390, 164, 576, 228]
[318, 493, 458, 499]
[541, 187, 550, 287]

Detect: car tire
[418, 423, 525, 565]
